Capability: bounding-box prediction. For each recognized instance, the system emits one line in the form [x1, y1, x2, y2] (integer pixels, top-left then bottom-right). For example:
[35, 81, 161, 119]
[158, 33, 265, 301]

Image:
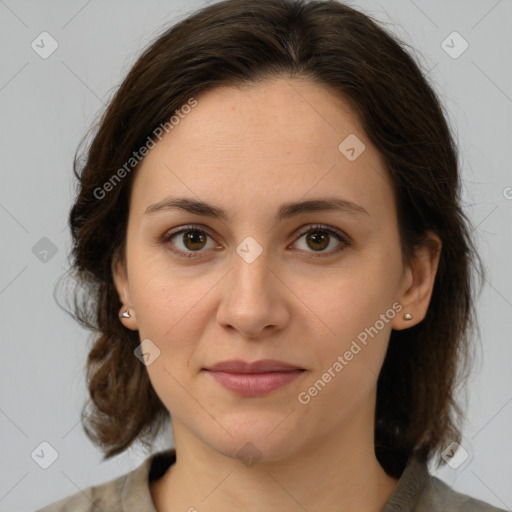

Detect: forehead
[130, 78, 394, 223]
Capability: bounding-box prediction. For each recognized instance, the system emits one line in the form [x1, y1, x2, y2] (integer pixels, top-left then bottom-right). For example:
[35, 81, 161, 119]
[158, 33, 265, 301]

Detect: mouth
[202, 359, 306, 397]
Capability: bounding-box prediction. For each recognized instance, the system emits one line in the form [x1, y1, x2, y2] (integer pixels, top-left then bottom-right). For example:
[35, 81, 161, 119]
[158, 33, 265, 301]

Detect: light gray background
[1, 1, 511, 511]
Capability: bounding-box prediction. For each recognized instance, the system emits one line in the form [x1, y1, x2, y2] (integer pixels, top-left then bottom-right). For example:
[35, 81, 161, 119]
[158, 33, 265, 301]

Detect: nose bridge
[217, 235, 287, 337]
[231, 237, 273, 297]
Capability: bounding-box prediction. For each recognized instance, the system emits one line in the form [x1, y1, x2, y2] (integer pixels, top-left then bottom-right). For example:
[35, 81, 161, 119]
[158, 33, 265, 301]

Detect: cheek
[128, 252, 216, 339]
[127, 280, 202, 406]
[317, 265, 399, 344]
[297, 308, 392, 428]
[301, 257, 400, 398]
[133, 276, 206, 417]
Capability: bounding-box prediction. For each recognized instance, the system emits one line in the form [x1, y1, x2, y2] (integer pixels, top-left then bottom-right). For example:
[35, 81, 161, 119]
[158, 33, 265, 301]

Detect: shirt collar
[121, 448, 177, 512]
[118, 448, 429, 512]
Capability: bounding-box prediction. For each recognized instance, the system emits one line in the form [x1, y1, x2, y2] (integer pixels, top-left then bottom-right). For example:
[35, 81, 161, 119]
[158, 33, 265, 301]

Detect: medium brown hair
[58, 0, 482, 477]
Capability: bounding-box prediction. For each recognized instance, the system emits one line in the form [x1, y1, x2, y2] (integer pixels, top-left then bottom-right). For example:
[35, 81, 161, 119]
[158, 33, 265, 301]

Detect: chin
[199, 412, 306, 463]
[212, 435, 300, 464]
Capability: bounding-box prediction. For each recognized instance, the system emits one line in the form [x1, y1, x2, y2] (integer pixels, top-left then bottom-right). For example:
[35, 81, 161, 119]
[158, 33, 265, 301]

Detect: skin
[113, 77, 441, 512]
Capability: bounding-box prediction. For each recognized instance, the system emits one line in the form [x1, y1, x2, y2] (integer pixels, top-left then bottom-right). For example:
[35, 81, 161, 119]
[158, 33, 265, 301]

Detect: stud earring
[403, 312, 413, 321]
[119, 309, 131, 319]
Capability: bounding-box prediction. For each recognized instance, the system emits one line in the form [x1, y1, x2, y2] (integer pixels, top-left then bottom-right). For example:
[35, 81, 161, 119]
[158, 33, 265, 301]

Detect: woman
[37, 0, 505, 510]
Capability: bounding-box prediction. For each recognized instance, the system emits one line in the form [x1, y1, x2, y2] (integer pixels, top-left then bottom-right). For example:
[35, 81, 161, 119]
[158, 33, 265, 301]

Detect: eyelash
[160, 223, 351, 260]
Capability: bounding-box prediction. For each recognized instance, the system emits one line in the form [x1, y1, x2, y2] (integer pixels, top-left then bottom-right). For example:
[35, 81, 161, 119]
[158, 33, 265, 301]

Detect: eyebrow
[144, 196, 369, 222]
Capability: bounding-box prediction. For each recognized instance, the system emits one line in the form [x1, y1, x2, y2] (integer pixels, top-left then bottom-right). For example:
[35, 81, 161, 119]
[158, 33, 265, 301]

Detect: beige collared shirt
[36, 449, 506, 512]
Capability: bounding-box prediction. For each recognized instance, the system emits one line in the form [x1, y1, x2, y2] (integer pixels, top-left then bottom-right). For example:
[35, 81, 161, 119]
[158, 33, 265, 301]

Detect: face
[113, 77, 431, 462]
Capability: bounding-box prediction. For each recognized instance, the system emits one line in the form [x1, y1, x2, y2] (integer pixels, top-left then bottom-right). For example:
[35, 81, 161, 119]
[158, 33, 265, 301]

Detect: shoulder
[34, 470, 130, 512]
[35, 449, 176, 512]
[417, 474, 507, 512]
[383, 457, 507, 512]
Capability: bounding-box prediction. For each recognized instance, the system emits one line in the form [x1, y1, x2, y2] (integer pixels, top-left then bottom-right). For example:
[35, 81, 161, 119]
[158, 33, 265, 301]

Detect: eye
[161, 223, 350, 259]
[291, 224, 350, 257]
[162, 225, 220, 258]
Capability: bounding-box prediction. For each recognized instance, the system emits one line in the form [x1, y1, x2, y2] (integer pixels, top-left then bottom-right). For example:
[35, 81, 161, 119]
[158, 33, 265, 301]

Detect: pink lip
[203, 359, 305, 397]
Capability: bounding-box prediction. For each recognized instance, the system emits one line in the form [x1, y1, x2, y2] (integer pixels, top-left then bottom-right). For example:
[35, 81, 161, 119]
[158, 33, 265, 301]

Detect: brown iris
[306, 230, 330, 251]
[183, 230, 207, 251]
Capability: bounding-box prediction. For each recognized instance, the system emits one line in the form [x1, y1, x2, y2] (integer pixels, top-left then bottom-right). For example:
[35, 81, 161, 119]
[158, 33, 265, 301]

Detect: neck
[150, 404, 398, 512]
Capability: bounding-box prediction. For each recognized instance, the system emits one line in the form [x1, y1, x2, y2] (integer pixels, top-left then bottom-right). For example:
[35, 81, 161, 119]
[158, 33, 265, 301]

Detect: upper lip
[204, 359, 303, 373]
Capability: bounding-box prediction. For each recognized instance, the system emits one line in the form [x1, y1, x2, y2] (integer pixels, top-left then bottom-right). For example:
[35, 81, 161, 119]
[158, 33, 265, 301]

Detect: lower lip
[205, 370, 304, 396]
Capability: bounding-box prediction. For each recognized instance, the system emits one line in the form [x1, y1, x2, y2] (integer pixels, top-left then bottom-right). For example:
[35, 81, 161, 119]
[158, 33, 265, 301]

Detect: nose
[216, 247, 290, 339]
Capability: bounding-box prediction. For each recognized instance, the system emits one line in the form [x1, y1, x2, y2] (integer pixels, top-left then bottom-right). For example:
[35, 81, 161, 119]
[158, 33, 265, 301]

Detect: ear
[112, 252, 138, 331]
[392, 231, 442, 330]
